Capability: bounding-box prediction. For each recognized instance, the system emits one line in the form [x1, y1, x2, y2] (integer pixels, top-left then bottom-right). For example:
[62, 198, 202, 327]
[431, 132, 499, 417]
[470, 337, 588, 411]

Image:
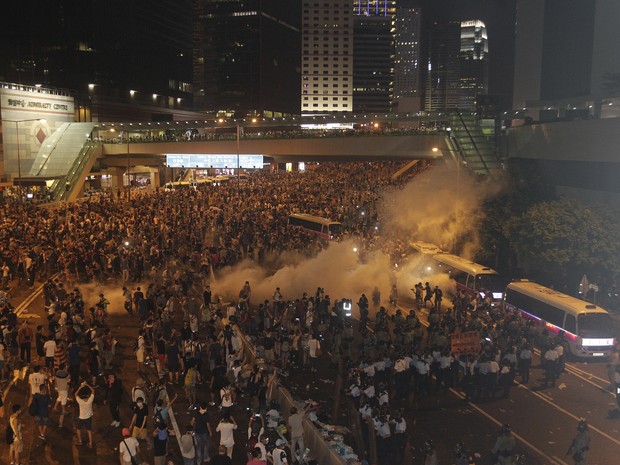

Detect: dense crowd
[93, 125, 439, 144]
[0, 160, 594, 465]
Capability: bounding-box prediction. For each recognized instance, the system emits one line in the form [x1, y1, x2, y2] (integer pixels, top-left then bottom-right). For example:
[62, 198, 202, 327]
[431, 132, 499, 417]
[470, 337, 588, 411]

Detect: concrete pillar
[107, 167, 125, 200]
[149, 169, 160, 191]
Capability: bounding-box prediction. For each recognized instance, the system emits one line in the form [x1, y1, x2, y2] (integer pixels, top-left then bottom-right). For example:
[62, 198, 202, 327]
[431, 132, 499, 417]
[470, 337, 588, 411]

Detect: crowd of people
[93, 124, 440, 145]
[0, 160, 597, 465]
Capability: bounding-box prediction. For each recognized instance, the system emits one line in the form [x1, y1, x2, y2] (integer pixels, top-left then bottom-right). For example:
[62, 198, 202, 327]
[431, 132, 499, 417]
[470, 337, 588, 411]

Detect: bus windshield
[578, 313, 614, 337]
[329, 223, 343, 236]
[475, 274, 506, 296]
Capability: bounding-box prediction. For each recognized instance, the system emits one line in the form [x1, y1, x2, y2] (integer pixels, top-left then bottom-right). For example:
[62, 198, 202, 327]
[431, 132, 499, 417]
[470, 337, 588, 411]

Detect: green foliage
[478, 160, 620, 284]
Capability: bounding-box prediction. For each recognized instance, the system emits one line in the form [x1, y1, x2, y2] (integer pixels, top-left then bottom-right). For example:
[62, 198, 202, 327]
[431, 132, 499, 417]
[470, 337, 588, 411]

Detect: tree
[505, 197, 620, 287]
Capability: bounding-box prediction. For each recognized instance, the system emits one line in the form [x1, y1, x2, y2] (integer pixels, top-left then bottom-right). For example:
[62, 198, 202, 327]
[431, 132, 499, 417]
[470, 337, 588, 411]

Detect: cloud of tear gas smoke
[211, 239, 456, 316]
[75, 282, 139, 316]
[211, 164, 501, 310]
[380, 163, 502, 259]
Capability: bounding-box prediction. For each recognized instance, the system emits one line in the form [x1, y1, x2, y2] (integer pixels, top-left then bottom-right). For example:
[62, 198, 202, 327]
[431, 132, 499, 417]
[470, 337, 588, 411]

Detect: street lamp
[3, 118, 46, 203]
[432, 145, 461, 253]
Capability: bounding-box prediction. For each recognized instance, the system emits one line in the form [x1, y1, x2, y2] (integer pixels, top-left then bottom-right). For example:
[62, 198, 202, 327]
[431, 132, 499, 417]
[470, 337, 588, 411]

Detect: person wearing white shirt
[543, 347, 559, 387]
[43, 337, 57, 370]
[75, 382, 95, 448]
[119, 427, 140, 465]
[216, 415, 238, 458]
[28, 366, 47, 398]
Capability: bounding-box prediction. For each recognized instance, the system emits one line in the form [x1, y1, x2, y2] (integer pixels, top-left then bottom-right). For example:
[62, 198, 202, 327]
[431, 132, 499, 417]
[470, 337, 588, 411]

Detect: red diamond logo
[36, 128, 46, 144]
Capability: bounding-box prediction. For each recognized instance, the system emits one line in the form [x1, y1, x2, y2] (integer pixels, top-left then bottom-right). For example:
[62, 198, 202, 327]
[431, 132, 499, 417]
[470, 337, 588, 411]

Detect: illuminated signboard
[166, 154, 263, 169]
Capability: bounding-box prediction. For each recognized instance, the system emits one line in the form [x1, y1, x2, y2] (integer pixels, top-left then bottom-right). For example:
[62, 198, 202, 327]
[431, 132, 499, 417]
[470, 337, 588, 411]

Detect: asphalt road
[4, 283, 620, 465]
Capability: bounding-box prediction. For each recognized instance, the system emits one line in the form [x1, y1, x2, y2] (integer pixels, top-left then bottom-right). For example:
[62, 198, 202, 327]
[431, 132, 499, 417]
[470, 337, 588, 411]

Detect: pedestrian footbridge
[26, 112, 500, 201]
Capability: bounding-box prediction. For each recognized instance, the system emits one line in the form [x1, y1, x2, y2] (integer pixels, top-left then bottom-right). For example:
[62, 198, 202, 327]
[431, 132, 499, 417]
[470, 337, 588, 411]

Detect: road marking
[449, 387, 569, 465]
[565, 363, 610, 385]
[531, 348, 614, 396]
[14, 275, 58, 317]
[391, 303, 620, 453]
[516, 382, 620, 448]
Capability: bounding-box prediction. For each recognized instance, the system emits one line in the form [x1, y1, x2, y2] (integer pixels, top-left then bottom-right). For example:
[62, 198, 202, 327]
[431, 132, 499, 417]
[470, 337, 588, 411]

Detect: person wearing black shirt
[211, 444, 233, 465]
[192, 402, 213, 464]
[105, 373, 124, 427]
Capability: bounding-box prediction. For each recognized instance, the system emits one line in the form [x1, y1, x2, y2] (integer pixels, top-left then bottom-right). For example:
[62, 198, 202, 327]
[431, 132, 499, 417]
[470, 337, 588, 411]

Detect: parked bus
[431, 253, 506, 304]
[504, 280, 616, 358]
[288, 213, 342, 239]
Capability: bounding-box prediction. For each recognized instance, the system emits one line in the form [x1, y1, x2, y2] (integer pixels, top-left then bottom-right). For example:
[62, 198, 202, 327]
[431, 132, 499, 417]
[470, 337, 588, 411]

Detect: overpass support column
[106, 167, 125, 200]
[148, 168, 160, 191]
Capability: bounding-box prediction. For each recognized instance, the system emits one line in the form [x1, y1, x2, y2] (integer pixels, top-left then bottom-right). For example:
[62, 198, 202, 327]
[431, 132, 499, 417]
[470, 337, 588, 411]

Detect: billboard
[166, 153, 264, 169]
[0, 84, 75, 180]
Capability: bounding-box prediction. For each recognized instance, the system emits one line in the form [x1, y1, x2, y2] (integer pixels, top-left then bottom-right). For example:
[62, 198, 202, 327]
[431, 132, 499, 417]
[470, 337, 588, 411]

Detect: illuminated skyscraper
[301, 0, 353, 113]
[459, 20, 489, 110]
[424, 20, 489, 111]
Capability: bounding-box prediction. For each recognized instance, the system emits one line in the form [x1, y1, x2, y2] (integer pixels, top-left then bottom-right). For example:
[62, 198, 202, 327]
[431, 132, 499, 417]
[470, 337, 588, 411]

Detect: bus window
[564, 314, 576, 334]
[453, 271, 468, 286]
[578, 313, 614, 336]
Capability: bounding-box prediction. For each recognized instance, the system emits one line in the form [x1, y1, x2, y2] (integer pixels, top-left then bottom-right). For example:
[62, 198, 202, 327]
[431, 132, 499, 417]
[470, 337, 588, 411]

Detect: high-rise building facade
[459, 20, 489, 110]
[424, 20, 488, 111]
[194, 0, 301, 117]
[394, 7, 422, 113]
[513, 0, 620, 119]
[424, 22, 461, 111]
[0, 0, 194, 122]
[301, 1, 353, 114]
[352, 1, 396, 114]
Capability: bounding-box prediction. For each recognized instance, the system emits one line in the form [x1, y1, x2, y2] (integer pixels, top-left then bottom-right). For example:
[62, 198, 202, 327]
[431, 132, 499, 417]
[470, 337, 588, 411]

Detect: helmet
[577, 420, 588, 432]
[500, 424, 512, 435]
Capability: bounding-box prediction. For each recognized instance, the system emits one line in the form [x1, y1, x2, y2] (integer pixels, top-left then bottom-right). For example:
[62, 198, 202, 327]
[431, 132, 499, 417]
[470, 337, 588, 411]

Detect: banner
[450, 330, 481, 355]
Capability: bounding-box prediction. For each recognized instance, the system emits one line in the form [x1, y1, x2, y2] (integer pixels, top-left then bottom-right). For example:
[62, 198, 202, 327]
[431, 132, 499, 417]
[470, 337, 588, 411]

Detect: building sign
[166, 153, 264, 169]
[0, 85, 75, 180]
[450, 331, 481, 355]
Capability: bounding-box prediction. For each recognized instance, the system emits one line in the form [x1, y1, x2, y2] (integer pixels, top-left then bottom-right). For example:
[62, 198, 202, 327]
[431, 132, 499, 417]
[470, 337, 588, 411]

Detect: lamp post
[432, 145, 461, 253]
[236, 122, 240, 191]
[3, 118, 46, 203]
[127, 131, 131, 201]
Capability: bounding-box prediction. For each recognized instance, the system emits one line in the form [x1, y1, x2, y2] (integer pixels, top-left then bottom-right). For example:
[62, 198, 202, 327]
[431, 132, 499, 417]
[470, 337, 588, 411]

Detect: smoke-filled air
[209, 163, 501, 311]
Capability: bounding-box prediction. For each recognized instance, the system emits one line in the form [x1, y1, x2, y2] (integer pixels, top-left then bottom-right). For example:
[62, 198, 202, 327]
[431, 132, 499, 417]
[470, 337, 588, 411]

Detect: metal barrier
[235, 327, 348, 465]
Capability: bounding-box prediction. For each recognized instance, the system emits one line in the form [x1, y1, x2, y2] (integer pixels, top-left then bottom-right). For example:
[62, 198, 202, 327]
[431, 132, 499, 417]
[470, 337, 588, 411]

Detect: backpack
[152, 387, 163, 406]
[5, 421, 14, 445]
[185, 368, 196, 386]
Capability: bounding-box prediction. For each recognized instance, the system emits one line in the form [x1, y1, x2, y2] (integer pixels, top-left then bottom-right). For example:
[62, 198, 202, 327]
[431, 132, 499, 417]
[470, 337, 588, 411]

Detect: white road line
[516, 382, 620, 448]
[449, 387, 569, 465]
[532, 348, 614, 396]
[565, 363, 610, 385]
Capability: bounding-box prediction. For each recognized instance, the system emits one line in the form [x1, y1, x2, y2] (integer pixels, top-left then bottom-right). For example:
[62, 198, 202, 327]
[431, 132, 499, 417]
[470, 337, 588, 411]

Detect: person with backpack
[153, 422, 169, 465]
[180, 424, 197, 465]
[192, 401, 213, 465]
[7, 404, 23, 465]
[184, 360, 199, 409]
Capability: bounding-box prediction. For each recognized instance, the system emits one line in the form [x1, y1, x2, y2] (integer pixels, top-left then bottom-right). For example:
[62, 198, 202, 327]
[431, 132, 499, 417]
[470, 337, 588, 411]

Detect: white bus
[431, 253, 506, 304]
[504, 280, 616, 358]
[288, 213, 342, 239]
